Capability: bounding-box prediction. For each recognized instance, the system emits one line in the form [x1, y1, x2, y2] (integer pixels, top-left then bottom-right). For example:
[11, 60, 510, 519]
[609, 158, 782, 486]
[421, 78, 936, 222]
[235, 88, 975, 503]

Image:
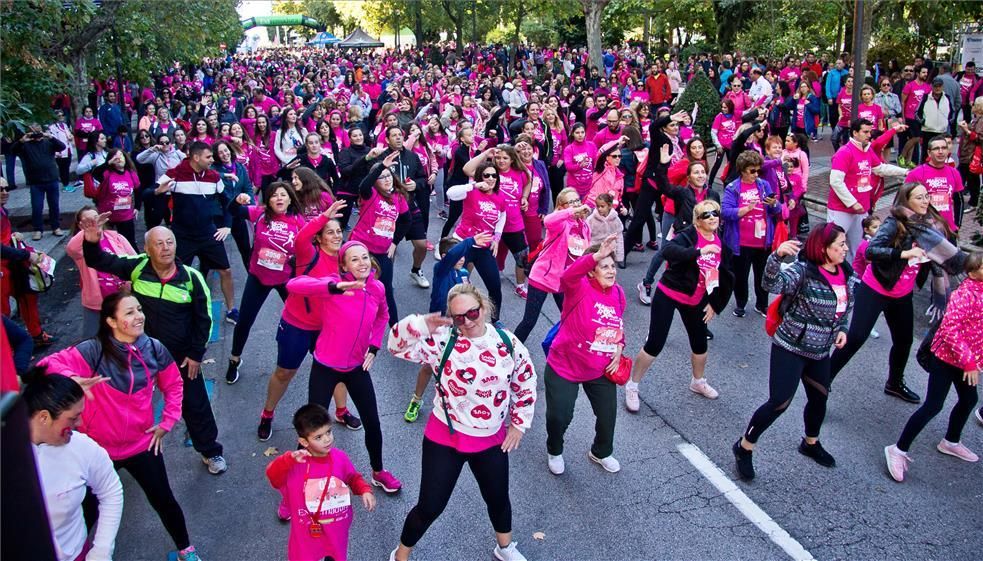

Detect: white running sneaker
[493, 542, 528, 561]
[588, 451, 621, 473]
[871, 328, 880, 339]
[625, 382, 640, 412]
[689, 378, 719, 399]
[547, 453, 565, 475]
[409, 271, 431, 288]
[433, 246, 442, 261]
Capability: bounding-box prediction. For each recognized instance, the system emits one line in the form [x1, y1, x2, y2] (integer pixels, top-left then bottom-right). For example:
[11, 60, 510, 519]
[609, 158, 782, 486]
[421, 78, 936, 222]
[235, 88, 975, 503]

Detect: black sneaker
[257, 415, 273, 441]
[754, 305, 768, 318]
[733, 439, 755, 480]
[884, 382, 920, 404]
[705, 327, 714, 340]
[336, 411, 363, 431]
[798, 439, 836, 467]
[732, 307, 746, 318]
[226, 358, 242, 384]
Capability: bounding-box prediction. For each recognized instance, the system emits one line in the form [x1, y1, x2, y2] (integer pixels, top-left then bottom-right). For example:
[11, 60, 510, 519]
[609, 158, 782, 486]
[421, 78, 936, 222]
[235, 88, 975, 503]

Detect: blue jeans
[30, 181, 61, 232]
[4, 153, 18, 186]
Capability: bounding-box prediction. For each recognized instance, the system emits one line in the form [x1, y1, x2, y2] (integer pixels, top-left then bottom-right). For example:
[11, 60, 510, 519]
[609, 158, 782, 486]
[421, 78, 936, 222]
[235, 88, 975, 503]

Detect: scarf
[898, 207, 966, 319]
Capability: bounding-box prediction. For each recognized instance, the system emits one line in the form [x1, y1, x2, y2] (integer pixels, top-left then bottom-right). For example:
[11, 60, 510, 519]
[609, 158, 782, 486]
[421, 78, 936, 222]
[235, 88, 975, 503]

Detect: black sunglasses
[698, 210, 721, 220]
[482, 172, 498, 179]
[451, 307, 481, 325]
[747, 168, 761, 174]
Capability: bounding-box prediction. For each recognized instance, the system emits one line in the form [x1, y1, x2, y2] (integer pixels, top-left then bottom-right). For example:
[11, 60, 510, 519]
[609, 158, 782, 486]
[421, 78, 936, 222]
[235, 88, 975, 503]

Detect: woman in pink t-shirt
[224, 182, 307, 385]
[544, 235, 626, 475]
[562, 123, 599, 199]
[91, 149, 140, 248]
[830, 182, 967, 404]
[350, 153, 412, 325]
[627, 200, 731, 411]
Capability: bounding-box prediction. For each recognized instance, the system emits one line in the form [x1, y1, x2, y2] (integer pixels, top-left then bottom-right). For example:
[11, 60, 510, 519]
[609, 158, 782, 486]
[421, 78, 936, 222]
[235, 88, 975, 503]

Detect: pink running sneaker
[514, 284, 528, 300]
[372, 469, 403, 493]
[884, 445, 911, 482]
[937, 440, 979, 463]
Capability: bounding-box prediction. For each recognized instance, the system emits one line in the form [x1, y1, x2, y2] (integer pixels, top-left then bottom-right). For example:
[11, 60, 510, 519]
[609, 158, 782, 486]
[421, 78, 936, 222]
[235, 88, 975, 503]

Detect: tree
[674, 70, 719, 140]
[581, 0, 611, 72]
[712, 0, 754, 53]
[0, 0, 241, 129]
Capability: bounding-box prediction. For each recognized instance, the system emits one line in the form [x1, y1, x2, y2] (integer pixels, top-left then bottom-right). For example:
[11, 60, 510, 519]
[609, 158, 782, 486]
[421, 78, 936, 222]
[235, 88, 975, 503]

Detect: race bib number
[568, 236, 587, 257]
[372, 217, 396, 238]
[930, 191, 950, 212]
[113, 196, 132, 211]
[754, 219, 766, 239]
[857, 176, 872, 193]
[831, 283, 847, 314]
[702, 267, 719, 294]
[304, 476, 351, 521]
[257, 248, 286, 271]
[589, 326, 622, 354]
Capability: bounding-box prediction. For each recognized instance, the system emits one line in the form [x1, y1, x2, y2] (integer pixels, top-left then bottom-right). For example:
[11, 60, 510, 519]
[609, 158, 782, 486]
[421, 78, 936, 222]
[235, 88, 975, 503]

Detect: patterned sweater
[762, 253, 857, 360]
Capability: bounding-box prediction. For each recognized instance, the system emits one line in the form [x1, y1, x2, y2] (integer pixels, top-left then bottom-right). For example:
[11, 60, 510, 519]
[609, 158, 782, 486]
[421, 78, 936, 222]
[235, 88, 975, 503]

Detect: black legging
[309, 360, 385, 471]
[440, 196, 464, 239]
[744, 344, 831, 444]
[896, 354, 979, 452]
[830, 281, 914, 387]
[84, 450, 190, 550]
[643, 288, 708, 356]
[548, 165, 565, 204]
[230, 214, 251, 271]
[111, 219, 137, 250]
[624, 179, 660, 252]
[513, 284, 564, 343]
[731, 246, 769, 311]
[231, 274, 288, 357]
[370, 252, 397, 326]
[708, 150, 728, 188]
[400, 437, 511, 548]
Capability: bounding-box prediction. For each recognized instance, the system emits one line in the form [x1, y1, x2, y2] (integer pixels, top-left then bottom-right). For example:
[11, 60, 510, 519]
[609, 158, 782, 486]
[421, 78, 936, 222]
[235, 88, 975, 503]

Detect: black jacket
[864, 215, 964, 291]
[336, 144, 372, 197]
[12, 136, 66, 184]
[665, 185, 721, 232]
[659, 226, 735, 314]
[278, 152, 338, 189]
[82, 240, 211, 361]
[381, 147, 428, 212]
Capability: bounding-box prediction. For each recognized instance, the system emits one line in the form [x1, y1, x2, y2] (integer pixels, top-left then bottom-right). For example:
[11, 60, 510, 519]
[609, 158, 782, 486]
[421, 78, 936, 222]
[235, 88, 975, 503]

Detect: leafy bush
[674, 70, 720, 142]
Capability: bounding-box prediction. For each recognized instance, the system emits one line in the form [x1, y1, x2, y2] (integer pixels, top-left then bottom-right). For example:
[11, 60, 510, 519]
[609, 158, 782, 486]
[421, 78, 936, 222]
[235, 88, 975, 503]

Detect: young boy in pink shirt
[266, 404, 376, 561]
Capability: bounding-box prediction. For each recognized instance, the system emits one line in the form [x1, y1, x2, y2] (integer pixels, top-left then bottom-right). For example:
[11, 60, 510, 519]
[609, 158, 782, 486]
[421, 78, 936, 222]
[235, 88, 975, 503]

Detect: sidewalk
[4, 161, 88, 259]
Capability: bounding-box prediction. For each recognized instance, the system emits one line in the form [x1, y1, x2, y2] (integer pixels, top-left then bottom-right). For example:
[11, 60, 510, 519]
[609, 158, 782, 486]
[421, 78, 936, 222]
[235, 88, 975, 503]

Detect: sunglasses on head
[482, 172, 498, 179]
[698, 210, 721, 220]
[451, 306, 481, 325]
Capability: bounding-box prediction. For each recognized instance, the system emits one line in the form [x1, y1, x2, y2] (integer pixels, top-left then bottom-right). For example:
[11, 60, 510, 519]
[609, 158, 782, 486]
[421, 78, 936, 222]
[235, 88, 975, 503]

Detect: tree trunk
[414, 1, 424, 47]
[842, 1, 853, 54]
[70, 55, 89, 124]
[642, 12, 650, 54]
[581, 0, 609, 72]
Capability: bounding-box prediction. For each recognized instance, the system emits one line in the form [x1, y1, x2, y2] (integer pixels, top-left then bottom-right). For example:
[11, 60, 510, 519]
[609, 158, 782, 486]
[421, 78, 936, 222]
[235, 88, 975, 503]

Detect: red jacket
[646, 73, 671, 106]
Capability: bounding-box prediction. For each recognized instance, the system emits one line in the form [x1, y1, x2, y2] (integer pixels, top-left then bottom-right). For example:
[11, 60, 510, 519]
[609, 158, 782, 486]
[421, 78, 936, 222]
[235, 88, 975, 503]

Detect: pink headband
[338, 241, 368, 269]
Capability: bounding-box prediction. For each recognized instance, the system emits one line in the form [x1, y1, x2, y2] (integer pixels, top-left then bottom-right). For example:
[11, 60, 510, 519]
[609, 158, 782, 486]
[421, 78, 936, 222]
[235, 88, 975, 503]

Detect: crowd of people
[2, 40, 982, 561]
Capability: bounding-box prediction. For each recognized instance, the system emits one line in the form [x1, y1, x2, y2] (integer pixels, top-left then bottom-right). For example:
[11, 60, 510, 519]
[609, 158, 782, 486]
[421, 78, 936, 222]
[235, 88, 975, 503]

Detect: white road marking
[677, 442, 817, 561]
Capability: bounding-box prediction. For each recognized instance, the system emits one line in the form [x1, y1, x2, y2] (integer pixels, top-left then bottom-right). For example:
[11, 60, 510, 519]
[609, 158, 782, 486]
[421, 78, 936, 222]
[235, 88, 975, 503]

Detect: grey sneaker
[202, 455, 228, 475]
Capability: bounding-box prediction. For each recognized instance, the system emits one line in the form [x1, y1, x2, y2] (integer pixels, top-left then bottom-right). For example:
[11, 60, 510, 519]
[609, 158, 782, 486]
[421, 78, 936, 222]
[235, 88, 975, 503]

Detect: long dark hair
[890, 182, 954, 247]
[261, 181, 303, 224]
[22, 366, 84, 419]
[95, 291, 136, 371]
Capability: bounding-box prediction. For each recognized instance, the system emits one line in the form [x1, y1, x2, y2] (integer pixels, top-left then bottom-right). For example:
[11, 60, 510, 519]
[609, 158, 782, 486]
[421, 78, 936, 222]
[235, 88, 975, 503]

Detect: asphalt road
[34, 210, 982, 561]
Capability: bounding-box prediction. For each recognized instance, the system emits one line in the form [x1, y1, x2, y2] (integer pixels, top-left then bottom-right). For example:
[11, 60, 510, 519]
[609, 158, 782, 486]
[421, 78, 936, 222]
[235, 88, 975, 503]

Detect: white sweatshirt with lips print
[388, 314, 537, 437]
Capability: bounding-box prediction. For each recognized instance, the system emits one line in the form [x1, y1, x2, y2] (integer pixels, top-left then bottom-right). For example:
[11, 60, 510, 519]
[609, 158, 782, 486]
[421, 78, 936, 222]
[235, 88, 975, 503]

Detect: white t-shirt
[34, 433, 123, 561]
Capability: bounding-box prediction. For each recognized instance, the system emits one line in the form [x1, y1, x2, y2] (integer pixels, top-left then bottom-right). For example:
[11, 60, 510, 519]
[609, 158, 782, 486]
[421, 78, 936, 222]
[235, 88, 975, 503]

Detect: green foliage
[0, 0, 242, 125]
[733, 1, 842, 58]
[674, 70, 719, 141]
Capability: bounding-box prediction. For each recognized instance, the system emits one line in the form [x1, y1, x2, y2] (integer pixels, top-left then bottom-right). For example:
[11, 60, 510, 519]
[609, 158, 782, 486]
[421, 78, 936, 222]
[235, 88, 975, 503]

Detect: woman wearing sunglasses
[445, 163, 507, 323]
[626, 199, 732, 411]
[286, 240, 402, 495]
[721, 150, 784, 318]
[545, 234, 625, 476]
[387, 284, 537, 561]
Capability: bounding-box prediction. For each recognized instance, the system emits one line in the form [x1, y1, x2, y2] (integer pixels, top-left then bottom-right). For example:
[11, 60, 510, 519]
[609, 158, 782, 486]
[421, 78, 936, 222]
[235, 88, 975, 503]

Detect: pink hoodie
[39, 337, 183, 461]
[585, 148, 624, 209]
[546, 254, 626, 382]
[528, 208, 592, 294]
[285, 274, 389, 371]
[563, 140, 599, 198]
[66, 231, 136, 310]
